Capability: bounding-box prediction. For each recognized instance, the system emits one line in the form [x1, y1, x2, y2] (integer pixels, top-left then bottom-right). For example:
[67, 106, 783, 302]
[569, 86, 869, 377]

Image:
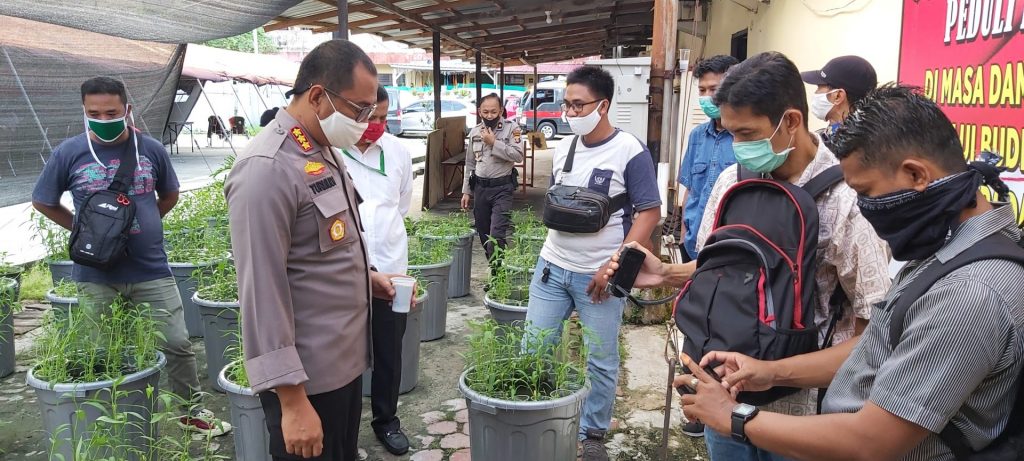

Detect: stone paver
[442, 398, 467, 411]
[440, 433, 470, 450]
[461, 423, 470, 436]
[426, 421, 457, 435]
[450, 448, 472, 461]
[454, 408, 468, 423]
[409, 449, 444, 461]
[420, 410, 447, 425]
[416, 435, 435, 449]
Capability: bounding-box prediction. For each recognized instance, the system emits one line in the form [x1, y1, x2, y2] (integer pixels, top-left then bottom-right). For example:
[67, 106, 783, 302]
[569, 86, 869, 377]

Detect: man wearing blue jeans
[526, 66, 661, 461]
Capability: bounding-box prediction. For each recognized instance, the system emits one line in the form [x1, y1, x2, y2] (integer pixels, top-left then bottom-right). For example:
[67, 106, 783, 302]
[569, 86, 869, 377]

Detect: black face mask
[857, 170, 982, 261]
[482, 117, 500, 129]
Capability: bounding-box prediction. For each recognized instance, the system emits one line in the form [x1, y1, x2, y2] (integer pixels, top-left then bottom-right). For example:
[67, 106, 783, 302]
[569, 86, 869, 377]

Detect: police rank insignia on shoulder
[330, 219, 346, 241]
[290, 126, 313, 152]
[305, 161, 326, 176]
[513, 127, 522, 144]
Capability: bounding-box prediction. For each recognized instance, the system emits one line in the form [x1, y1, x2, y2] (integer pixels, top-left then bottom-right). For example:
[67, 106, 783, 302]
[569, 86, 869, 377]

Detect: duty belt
[475, 173, 515, 187]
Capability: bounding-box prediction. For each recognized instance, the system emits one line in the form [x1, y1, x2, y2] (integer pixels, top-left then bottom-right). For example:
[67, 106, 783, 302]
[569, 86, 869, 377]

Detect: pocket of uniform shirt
[313, 189, 356, 252]
[588, 168, 614, 195]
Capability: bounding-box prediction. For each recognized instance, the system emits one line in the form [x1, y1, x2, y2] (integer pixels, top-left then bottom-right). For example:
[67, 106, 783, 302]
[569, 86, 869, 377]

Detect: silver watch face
[734, 403, 757, 417]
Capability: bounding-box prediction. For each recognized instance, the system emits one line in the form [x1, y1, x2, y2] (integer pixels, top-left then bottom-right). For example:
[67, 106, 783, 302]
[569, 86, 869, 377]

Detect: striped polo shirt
[823, 205, 1024, 460]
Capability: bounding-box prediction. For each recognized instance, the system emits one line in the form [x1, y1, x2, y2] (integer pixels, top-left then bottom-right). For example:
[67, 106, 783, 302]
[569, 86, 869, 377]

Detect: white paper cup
[390, 276, 416, 313]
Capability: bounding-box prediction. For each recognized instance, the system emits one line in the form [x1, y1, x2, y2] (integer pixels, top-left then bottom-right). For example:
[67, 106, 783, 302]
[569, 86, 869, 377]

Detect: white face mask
[810, 90, 839, 122]
[318, 93, 368, 148]
[564, 101, 605, 136]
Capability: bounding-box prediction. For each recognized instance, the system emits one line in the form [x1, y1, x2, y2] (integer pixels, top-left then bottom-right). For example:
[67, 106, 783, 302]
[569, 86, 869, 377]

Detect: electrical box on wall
[586, 56, 651, 144]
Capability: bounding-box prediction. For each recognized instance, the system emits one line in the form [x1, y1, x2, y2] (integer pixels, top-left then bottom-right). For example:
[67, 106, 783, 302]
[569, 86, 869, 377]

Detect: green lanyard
[342, 148, 386, 176]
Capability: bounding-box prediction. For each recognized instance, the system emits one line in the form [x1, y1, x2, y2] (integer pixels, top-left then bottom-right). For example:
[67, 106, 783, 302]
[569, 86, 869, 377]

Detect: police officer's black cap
[801, 55, 878, 100]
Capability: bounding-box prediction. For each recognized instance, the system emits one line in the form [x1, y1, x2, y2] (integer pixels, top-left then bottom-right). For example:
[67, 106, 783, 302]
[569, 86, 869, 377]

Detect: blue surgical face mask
[698, 96, 720, 119]
[732, 116, 795, 173]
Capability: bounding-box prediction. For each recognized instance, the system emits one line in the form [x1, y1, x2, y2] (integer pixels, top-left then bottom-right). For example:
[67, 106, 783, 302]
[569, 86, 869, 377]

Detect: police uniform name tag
[472, 136, 483, 160]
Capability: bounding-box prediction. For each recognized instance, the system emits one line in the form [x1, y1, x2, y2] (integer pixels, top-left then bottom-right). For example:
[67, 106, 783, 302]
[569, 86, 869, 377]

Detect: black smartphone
[674, 364, 723, 395]
[608, 247, 645, 298]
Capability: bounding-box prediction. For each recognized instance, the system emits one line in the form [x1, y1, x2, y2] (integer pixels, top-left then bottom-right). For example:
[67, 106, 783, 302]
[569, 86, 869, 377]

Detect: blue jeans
[525, 257, 625, 440]
[706, 427, 794, 461]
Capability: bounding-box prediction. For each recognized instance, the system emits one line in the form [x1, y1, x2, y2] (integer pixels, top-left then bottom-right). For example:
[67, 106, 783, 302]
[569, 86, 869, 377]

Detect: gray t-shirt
[823, 206, 1024, 460]
[32, 132, 179, 284]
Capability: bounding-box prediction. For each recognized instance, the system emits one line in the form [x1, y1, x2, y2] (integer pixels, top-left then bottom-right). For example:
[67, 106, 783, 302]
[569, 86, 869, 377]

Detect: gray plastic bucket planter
[410, 259, 452, 341]
[0, 278, 18, 379]
[47, 259, 74, 285]
[423, 231, 474, 298]
[458, 365, 589, 461]
[26, 351, 166, 461]
[170, 257, 223, 338]
[362, 292, 427, 396]
[45, 289, 78, 323]
[484, 294, 528, 327]
[218, 362, 271, 461]
[194, 293, 239, 393]
[0, 265, 24, 300]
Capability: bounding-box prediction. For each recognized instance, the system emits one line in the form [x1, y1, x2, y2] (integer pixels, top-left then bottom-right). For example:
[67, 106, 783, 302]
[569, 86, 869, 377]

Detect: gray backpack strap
[801, 165, 844, 200]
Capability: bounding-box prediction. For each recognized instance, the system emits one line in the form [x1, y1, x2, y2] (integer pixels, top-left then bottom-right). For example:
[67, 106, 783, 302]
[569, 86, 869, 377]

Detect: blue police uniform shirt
[678, 120, 736, 259]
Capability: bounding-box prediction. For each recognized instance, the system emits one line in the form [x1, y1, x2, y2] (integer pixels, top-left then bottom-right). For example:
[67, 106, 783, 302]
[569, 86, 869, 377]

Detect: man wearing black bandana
[618, 84, 1024, 460]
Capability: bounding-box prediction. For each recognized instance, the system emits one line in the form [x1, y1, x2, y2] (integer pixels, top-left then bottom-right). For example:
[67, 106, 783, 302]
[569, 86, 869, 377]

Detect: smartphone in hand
[607, 247, 645, 298]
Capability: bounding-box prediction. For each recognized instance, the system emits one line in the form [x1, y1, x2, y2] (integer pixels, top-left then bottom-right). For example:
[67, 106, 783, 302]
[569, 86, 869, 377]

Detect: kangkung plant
[463, 319, 589, 401]
[415, 212, 473, 239]
[407, 236, 453, 267]
[193, 260, 238, 303]
[30, 211, 71, 261]
[32, 295, 163, 384]
[52, 279, 79, 298]
[163, 182, 231, 264]
[1, 277, 19, 339]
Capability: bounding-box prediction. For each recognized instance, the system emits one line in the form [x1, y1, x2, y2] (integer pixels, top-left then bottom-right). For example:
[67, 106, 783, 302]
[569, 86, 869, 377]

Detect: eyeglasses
[322, 87, 377, 123]
[561, 100, 602, 113]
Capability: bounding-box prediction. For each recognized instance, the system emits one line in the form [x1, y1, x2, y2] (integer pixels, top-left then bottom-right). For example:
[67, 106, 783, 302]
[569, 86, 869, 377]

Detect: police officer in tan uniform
[460, 93, 524, 262]
[226, 40, 403, 461]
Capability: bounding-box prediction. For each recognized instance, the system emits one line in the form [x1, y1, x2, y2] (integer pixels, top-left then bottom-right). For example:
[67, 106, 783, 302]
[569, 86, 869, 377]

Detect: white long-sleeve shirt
[337, 133, 414, 274]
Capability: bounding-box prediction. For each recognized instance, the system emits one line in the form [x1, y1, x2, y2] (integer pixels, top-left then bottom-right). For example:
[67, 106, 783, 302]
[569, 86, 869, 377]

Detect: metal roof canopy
[264, 0, 656, 65]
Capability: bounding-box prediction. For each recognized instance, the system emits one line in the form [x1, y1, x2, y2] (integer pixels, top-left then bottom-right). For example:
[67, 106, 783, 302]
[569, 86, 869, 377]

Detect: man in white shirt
[338, 87, 414, 455]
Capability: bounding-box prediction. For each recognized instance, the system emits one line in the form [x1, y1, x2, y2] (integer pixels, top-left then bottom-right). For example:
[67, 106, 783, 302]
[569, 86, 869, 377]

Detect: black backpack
[674, 165, 844, 405]
[887, 233, 1024, 460]
[69, 139, 137, 270]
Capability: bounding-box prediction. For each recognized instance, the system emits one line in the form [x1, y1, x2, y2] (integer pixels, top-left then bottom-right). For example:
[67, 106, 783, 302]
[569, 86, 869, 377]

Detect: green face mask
[85, 107, 128, 142]
[732, 116, 795, 174]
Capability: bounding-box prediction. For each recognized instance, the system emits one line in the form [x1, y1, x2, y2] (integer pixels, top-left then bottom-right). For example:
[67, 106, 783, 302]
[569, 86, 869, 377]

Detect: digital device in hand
[675, 364, 723, 395]
[608, 247, 645, 298]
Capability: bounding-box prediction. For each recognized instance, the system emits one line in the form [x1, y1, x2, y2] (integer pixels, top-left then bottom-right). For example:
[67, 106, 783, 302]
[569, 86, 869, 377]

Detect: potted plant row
[0, 277, 19, 378]
[192, 260, 239, 393]
[459, 319, 590, 460]
[26, 295, 166, 460]
[220, 343, 272, 461]
[163, 182, 232, 338]
[407, 235, 453, 342]
[414, 213, 475, 298]
[31, 212, 73, 285]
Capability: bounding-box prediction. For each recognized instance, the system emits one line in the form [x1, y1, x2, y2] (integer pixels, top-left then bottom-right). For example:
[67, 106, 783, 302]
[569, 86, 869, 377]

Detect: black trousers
[261, 376, 362, 461]
[473, 182, 515, 261]
[370, 297, 408, 434]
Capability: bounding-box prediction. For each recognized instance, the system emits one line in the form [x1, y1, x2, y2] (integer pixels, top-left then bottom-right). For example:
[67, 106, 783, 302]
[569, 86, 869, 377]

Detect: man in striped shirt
[673, 85, 1024, 460]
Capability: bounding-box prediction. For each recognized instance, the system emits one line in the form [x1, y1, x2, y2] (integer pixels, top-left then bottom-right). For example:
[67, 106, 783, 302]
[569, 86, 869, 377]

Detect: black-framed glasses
[322, 87, 377, 123]
[561, 100, 602, 113]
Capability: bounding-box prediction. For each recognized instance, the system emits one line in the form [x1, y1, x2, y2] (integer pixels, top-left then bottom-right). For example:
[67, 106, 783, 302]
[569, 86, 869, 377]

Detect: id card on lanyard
[342, 148, 386, 176]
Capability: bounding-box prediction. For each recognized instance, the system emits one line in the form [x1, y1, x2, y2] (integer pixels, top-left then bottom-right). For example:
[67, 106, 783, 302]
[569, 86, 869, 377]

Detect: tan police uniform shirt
[462, 120, 524, 195]
[225, 108, 371, 396]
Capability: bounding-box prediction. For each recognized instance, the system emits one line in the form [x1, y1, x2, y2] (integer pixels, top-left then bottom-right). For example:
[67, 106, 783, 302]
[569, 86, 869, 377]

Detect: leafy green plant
[32, 295, 163, 384]
[30, 211, 71, 260]
[52, 279, 78, 298]
[0, 277, 19, 334]
[163, 180, 231, 264]
[463, 319, 588, 401]
[407, 236, 453, 266]
[0, 251, 23, 277]
[224, 332, 249, 389]
[194, 261, 238, 303]
[416, 213, 473, 239]
[18, 263, 52, 301]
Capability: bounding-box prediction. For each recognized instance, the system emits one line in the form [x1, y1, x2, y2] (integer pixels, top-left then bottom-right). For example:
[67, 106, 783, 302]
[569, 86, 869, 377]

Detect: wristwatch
[731, 403, 760, 443]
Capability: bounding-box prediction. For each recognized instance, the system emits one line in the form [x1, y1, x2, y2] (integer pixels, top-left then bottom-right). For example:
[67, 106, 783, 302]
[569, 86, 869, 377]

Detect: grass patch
[18, 263, 51, 301]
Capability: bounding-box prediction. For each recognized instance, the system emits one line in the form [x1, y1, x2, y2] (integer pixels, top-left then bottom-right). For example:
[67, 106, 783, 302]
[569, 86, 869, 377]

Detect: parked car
[397, 99, 474, 136]
[385, 88, 416, 136]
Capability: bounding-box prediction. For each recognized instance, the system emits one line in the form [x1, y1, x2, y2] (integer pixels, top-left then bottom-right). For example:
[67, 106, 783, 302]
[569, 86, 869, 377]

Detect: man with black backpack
[607, 52, 892, 460]
[31, 77, 230, 436]
[614, 85, 1024, 460]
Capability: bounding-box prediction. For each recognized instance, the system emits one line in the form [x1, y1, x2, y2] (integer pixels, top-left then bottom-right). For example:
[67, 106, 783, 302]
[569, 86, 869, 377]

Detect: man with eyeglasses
[226, 40, 403, 461]
[461, 93, 524, 265]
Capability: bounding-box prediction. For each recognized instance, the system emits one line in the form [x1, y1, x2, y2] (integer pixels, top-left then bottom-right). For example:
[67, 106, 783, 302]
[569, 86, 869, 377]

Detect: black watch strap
[731, 405, 759, 443]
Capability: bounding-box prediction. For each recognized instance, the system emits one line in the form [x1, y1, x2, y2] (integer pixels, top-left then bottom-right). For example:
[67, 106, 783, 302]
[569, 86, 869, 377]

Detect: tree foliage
[204, 28, 279, 54]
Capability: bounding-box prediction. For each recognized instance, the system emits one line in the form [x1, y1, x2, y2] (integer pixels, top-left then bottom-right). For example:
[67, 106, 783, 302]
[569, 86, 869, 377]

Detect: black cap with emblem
[801, 55, 878, 104]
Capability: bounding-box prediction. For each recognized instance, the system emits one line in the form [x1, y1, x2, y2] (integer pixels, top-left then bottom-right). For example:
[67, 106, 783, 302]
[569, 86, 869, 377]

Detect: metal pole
[335, 0, 349, 39]
[252, 82, 271, 110]
[532, 65, 538, 132]
[432, 31, 442, 122]
[499, 62, 505, 105]
[3, 47, 53, 154]
[475, 51, 482, 124]
[647, 0, 677, 165]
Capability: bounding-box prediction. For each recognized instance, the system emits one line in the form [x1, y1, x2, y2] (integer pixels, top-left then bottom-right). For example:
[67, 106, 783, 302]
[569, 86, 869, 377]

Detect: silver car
[397, 99, 475, 136]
